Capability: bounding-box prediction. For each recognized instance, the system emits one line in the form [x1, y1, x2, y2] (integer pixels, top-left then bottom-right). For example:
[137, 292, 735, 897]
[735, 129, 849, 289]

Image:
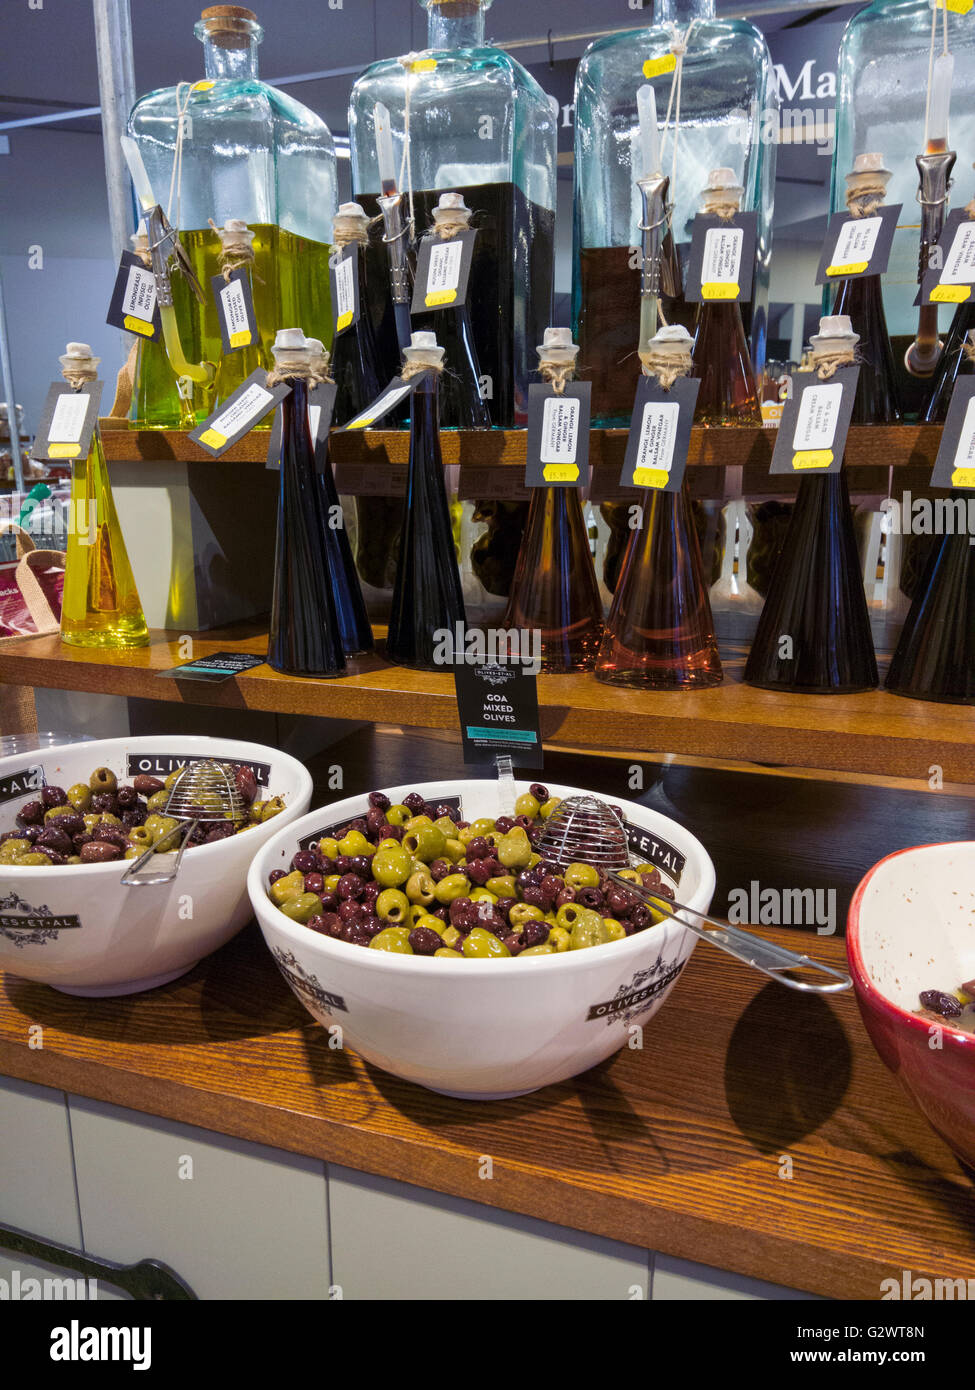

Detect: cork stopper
[702, 167, 744, 214]
[61, 343, 99, 367]
[810, 315, 859, 351]
[403, 330, 445, 367]
[198, 6, 262, 48]
[649, 325, 694, 356]
[271, 328, 309, 373]
[537, 326, 579, 368]
[432, 192, 473, 234]
[850, 151, 891, 177]
[846, 152, 891, 203]
[216, 218, 254, 243]
[130, 220, 149, 254]
[336, 202, 368, 223]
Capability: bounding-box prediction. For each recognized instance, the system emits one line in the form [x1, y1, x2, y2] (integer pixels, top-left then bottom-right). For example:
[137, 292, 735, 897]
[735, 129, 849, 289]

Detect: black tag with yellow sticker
[189, 370, 290, 458]
[411, 229, 476, 315]
[930, 376, 975, 489]
[524, 383, 592, 487]
[32, 382, 103, 463]
[211, 267, 259, 355]
[769, 367, 859, 475]
[684, 212, 758, 304]
[620, 376, 700, 493]
[919, 210, 975, 306]
[106, 250, 162, 340]
[815, 205, 900, 284]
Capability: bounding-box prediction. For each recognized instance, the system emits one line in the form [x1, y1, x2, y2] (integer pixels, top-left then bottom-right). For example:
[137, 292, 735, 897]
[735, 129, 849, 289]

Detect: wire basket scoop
[121, 759, 246, 888]
[538, 794, 851, 995]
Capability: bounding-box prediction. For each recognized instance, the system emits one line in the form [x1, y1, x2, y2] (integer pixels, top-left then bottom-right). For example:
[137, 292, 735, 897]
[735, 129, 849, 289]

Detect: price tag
[930, 377, 975, 489]
[919, 211, 975, 305]
[157, 651, 267, 682]
[106, 250, 161, 340]
[454, 660, 543, 769]
[411, 228, 476, 314]
[190, 369, 290, 457]
[211, 267, 259, 353]
[815, 205, 901, 283]
[769, 367, 859, 475]
[684, 212, 757, 304]
[31, 381, 104, 462]
[620, 376, 699, 492]
[330, 245, 360, 335]
[266, 381, 338, 473]
[335, 372, 432, 431]
[524, 382, 592, 486]
[643, 55, 676, 78]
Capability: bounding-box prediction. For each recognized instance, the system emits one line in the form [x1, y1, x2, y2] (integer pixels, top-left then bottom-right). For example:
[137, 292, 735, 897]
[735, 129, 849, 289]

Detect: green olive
[0, 839, 31, 858]
[371, 847, 412, 887]
[45, 803, 77, 822]
[123, 849, 139, 860]
[260, 797, 286, 822]
[376, 888, 411, 924]
[496, 827, 532, 869]
[323, 874, 341, 894]
[338, 830, 371, 857]
[469, 818, 495, 837]
[98, 812, 122, 827]
[248, 801, 266, 824]
[384, 804, 410, 827]
[443, 837, 466, 863]
[564, 861, 600, 890]
[462, 928, 510, 959]
[509, 903, 544, 929]
[83, 813, 100, 833]
[146, 790, 170, 813]
[514, 792, 541, 820]
[617, 868, 643, 885]
[414, 914, 447, 937]
[568, 909, 609, 950]
[433, 872, 471, 904]
[602, 918, 627, 941]
[457, 828, 475, 846]
[128, 826, 153, 848]
[67, 783, 91, 812]
[270, 869, 307, 905]
[280, 892, 324, 924]
[433, 816, 457, 839]
[539, 797, 561, 821]
[163, 767, 185, 791]
[17, 852, 55, 866]
[318, 837, 340, 860]
[469, 888, 497, 905]
[401, 824, 446, 863]
[485, 874, 516, 898]
[376, 837, 401, 852]
[403, 815, 433, 833]
[369, 927, 414, 953]
[409, 904, 431, 925]
[145, 814, 180, 846]
[549, 925, 571, 952]
[405, 869, 436, 906]
[520, 944, 556, 956]
[434, 947, 464, 958]
[89, 766, 118, 793]
[441, 925, 462, 949]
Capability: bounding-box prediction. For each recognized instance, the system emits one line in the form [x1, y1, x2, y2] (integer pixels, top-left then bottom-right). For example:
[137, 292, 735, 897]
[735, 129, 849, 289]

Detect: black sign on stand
[684, 212, 758, 303]
[454, 661, 543, 769]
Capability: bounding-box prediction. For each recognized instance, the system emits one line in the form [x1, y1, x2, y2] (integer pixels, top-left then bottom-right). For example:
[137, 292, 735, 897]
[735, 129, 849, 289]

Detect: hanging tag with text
[190, 369, 289, 457]
[331, 244, 361, 336]
[211, 267, 259, 353]
[919, 210, 975, 305]
[454, 659, 543, 769]
[684, 212, 757, 303]
[32, 382, 104, 462]
[524, 382, 591, 487]
[411, 228, 476, 313]
[769, 366, 859, 474]
[620, 375, 700, 492]
[106, 250, 162, 340]
[336, 371, 432, 431]
[930, 376, 975, 489]
[816, 205, 901, 282]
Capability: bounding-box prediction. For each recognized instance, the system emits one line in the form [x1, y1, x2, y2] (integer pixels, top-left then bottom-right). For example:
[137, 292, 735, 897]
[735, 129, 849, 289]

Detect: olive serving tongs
[536, 795, 852, 994]
[121, 759, 246, 888]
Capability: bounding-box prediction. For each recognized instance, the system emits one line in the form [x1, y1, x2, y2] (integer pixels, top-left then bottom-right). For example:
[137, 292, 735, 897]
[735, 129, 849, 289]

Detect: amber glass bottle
[692, 169, 761, 427]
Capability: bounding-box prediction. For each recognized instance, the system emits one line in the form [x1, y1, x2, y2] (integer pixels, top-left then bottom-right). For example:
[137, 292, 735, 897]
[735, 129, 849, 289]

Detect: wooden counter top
[1, 922, 972, 1300]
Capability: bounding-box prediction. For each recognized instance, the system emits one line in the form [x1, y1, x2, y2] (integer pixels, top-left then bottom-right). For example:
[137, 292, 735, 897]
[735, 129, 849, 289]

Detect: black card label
[411, 228, 476, 315]
[331, 244, 361, 336]
[930, 376, 975, 489]
[211, 267, 259, 354]
[524, 382, 592, 487]
[0, 914, 82, 932]
[620, 376, 700, 493]
[815, 205, 901, 284]
[125, 752, 271, 787]
[190, 370, 290, 457]
[920, 210, 975, 306]
[106, 250, 162, 340]
[156, 651, 267, 682]
[769, 366, 860, 475]
[32, 381, 104, 463]
[336, 372, 432, 432]
[266, 382, 338, 473]
[454, 661, 543, 769]
[0, 766, 46, 805]
[684, 212, 758, 304]
[624, 823, 686, 882]
[297, 796, 464, 852]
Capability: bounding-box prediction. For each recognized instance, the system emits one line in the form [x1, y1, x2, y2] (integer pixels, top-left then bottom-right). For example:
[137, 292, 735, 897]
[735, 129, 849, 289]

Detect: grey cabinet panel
[652, 1252, 820, 1301]
[0, 1077, 79, 1246]
[69, 1098, 331, 1301]
[0, 1252, 127, 1301]
[328, 1165, 650, 1300]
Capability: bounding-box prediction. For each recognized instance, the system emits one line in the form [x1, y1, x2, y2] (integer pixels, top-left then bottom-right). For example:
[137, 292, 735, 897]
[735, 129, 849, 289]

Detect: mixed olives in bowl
[264, 784, 676, 960]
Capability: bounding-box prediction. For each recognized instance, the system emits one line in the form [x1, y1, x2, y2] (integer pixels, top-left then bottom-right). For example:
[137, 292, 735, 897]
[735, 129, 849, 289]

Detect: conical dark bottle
[386, 331, 466, 670]
[923, 306, 975, 423]
[328, 203, 384, 427]
[267, 329, 347, 678]
[423, 194, 491, 430]
[692, 169, 761, 428]
[885, 508, 974, 703]
[306, 337, 374, 656]
[744, 315, 878, 693]
[503, 328, 603, 671]
[596, 325, 722, 690]
[831, 154, 901, 424]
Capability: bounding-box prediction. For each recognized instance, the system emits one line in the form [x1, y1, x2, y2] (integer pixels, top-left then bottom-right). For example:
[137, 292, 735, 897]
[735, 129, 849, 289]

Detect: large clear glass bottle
[503, 330, 603, 673]
[128, 6, 337, 421]
[59, 345, 150, 650]
[349, 0, 557, 426]
[574, 0, 776, 426]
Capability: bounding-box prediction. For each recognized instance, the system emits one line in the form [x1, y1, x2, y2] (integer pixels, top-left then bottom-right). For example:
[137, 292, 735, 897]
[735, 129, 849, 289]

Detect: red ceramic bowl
[847, 842, 975, 1174]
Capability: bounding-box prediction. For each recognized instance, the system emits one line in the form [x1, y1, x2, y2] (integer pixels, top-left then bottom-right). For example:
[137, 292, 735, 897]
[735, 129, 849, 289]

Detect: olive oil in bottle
[127, 223, 196, 430]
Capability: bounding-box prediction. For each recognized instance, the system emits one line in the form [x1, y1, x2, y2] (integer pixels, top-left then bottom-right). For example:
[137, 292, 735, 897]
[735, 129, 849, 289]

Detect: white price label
[210, 382, 274, 437]
[220, 278, 250, 339]
[829, 216, 882, 272]
[953, 396, 975, 468]
[48, 393, 90, 444]
[122, 265, 157, 322]
[635, 401, 680, 473]
[540, 397, 580, 464]
[427, 241, 463, 296]
[792, 383, 843, 451]
[702, 227, 743, 285]
[308, 404, 321, 440]
[334, 255, 356, 325]
[345, 382, 413, 430]
[942, 223, 975, 285]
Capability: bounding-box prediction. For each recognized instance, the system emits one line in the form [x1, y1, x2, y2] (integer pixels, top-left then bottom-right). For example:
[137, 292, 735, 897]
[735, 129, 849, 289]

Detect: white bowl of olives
[0, 736, 312, 996]
[249, 779, 716, 1099]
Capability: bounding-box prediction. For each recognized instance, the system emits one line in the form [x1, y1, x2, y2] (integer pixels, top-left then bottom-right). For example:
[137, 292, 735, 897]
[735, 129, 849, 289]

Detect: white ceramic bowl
[0, 736, 313, 996]
[249, 780, 716, 1099]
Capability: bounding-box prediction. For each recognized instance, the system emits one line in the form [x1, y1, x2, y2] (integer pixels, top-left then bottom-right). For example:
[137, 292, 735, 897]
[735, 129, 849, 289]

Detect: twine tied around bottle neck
[61, 362, 98, 390]
[432, 206, 470, 241]
[811, 342, 858, 379]
[702, 190, 740, 221]
[333, 214, 371, 249]
[846, 181, 888, 219]
[209, 218, 258, 281]
[132, 243, 152, 271]
[641, 345, 692, 391]
[538, 357, 578, 396]
[963, 332, 975, 365]
[401, 356, 445, 381]
[965, 198, 975, 223]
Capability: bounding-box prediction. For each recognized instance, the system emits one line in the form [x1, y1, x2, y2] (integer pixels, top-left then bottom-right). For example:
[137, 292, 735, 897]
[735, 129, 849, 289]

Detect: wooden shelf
[2, 920, 972, 1300]
[2, 625, 973, 784]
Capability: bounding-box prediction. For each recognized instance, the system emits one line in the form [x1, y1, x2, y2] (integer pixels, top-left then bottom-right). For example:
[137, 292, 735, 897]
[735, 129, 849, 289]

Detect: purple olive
[15, 801, 44, 827]
[408, 926, 442, 955]
[368, 791, 391, 812]
[41, 786, 68, 808]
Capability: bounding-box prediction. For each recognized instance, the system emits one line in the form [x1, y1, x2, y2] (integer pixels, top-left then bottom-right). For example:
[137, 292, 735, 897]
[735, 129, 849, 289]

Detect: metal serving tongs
[121, 760, 246, 888]
[537, 795, 852, 994]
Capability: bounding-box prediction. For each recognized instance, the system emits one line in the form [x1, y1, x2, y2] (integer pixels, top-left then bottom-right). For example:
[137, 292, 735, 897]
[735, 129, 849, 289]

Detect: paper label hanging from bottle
[920, 210, 975, 304]
[211, 267, 259, 353]
[32, 381, 104, 462]
[190, 369, 290, 458]
[106, 250, 161, 340]
[331, 245, 360, 335]
[769, 367, 859, 475]
[815, 206, 900, 284]
[411, 229, 476, 314]
[620, 376, 699, 493]
[930, 377, 975, 489]
[684, 212, 757, 304]
[335, 371, 434, 431]
[524, 382, 592, 487]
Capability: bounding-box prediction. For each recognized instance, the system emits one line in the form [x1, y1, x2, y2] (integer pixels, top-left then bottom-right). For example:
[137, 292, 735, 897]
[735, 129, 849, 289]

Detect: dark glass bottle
[386, 333, 466, 669]
[595, 325, 722, 690]
[329, 205, 383, 427]
[832, 274, 901, 423]
[885, 515, 974, 703]
[426, 194, 492, 430]
[267, 333, 346, 678]
[922, 303, 975, 423]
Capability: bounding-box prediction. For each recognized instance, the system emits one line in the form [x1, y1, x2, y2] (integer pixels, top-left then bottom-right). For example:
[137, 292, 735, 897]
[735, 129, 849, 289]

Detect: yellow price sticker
[826, 262, 867, 277]
[633, 467, 672, 490]
[542, 463, 580, 483]
[793, 450, 834, 471]
[425, 288, 458, 307]
[931, 284, 971, 303]
[347, 416, 374, 431]
[193, 80, 215, 92]
[229, 330, 252, 349]
[936, 0, 972, 13]
[48, 443, 81, 459]
[123, 315, 154, 337]
[336, 311, 354, 332]
[198, 428, 227, 449]
[411, 58, 437, 71]
[643, 55, 676, 78]
[702, 281, 740, 300]
[951, 467, 975, 488]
